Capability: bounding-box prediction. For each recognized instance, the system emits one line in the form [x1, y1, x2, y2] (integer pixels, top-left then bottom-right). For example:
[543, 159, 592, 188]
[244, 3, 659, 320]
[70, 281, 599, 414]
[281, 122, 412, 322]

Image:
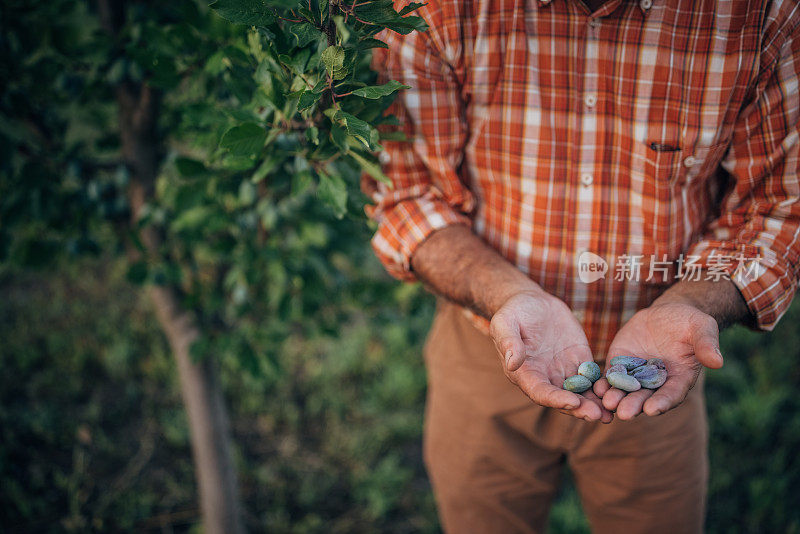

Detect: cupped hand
[490, 291, 613, 423]
[593, 301, 724, 420]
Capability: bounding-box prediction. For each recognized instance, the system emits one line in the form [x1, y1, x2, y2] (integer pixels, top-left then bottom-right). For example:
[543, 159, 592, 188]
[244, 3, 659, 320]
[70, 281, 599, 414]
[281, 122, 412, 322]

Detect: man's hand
[411, 225, 612, 422]
[594, 301, 723, 419]
[593, 278, 751, 420]
[491, 290, 613, 423]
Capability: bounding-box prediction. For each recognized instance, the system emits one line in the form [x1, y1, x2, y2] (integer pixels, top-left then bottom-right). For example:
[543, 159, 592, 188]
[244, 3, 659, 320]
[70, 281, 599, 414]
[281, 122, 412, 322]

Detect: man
[362, 0, 800, 532]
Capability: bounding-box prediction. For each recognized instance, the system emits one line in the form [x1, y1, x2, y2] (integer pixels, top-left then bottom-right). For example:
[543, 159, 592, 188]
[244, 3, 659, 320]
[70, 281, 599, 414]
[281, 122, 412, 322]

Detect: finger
[642, 374, 693, 416]
[516, 372, 581, 410]
[602, 387, 627, 412]
[691, 319, 723, 369]
[582, 389, 615, 423]
[567, 393, 603, 421]
[559, 390, 615, 422]
[560, 410, 614, 424]
[615, 388, 655, 420]
[593, 377, 611, 397]
[489, 315, 527, 371]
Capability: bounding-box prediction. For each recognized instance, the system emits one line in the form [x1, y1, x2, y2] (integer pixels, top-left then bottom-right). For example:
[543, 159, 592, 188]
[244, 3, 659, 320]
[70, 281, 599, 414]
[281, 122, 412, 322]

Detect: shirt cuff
[369, 196, 472, 282]
[685, 240, 797, 330]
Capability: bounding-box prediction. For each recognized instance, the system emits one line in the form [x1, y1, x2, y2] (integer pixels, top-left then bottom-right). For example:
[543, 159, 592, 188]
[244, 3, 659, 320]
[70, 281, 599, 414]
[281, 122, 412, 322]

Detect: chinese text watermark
[577, 251, 762, 284]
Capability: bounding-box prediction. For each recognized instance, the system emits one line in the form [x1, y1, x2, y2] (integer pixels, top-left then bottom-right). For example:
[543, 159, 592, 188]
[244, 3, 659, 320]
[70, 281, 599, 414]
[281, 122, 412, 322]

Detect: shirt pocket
[644, 139, 730, 188]
[644, 142, 685, 186]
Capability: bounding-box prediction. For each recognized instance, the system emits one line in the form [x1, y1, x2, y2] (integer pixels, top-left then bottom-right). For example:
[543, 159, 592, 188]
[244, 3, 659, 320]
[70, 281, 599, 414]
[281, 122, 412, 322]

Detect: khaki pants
[423, 301, 708, 534]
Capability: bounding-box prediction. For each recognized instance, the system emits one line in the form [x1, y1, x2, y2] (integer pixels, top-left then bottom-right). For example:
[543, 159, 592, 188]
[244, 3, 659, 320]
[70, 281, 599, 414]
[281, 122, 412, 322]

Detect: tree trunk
[148, 286, 244, 534]
[97, 2, 244, 532]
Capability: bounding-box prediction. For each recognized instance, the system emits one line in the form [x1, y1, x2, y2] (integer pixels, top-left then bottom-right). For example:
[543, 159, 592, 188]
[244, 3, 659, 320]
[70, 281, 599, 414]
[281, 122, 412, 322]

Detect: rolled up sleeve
[362, 2, 474, 282]
[686, 18, 800, 330]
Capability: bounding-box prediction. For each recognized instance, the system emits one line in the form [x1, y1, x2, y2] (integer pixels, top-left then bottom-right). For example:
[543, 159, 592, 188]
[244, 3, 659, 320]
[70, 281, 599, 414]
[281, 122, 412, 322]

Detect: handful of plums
[563, 356, 668, 393]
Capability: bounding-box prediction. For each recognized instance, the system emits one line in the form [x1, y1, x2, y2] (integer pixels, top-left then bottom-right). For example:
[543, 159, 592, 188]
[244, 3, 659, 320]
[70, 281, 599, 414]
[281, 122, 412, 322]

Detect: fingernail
[504, 350, 513, 363]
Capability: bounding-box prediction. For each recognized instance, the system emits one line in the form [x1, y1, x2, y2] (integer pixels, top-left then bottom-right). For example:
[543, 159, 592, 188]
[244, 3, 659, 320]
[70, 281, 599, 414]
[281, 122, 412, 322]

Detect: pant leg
[422, 301, 575, 534]
[422, 300, 709, 534]
[569, 375, 708, 534]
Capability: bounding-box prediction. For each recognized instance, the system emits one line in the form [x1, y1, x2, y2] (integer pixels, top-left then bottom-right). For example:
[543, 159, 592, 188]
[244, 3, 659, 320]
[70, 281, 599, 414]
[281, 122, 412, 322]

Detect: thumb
[490, 314, 526, 372]
[691, 318, 723, 369]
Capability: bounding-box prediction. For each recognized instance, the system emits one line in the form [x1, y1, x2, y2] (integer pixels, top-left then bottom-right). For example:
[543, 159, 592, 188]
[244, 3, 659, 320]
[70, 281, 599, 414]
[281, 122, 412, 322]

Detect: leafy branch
[208, 0, 427, 217]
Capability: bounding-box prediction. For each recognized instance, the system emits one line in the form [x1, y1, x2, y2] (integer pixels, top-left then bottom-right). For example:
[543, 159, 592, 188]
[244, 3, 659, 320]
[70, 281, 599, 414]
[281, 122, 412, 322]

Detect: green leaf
[172, 206, 214, 232]
[239, 180, 257, 205]
[357, 38, 389, 50]
[311, 78, 327, 93]
[330, 124, 349, 152]
[297, 6, 315, 23]
[175, 157, 207, 177]
[306, 126, 320, 145]
[297, 89, 321, 111]
[292, 170, 313, 195]
[379, 130, 407, 141]
[220, 123, 267, 156]
[351, 80, 410, 99]
[209, 0, 275, 26]
[379, 114, 400, 126]
[317, 171, 348, 218]
[398, 2, 426, 16]
[336, 111, 378, 150]
[349, 150, 392, 186]
[278, 47, 311, 73]
[290, 22, 320, 47]
[321, 45, 345, 76]
[221, 154, 258, 170]
[352, 0, 428, 34]
[205, 50, 228, 75]
[333, 14, 351, 43]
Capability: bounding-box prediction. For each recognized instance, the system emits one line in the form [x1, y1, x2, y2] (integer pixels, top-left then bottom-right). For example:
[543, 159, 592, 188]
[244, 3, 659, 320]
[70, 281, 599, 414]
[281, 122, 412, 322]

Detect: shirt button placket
[576, 15, 599, 282]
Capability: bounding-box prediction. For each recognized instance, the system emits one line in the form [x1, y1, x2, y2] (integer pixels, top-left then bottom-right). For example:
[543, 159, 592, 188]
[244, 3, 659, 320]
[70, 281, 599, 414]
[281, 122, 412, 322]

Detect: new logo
[577, 251, 608, 283]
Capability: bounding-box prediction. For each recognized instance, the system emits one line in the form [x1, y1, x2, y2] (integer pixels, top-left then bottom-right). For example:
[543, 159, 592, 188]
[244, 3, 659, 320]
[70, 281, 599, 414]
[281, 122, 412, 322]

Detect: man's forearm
[410, 224, 545, 318]
[412, 226, 754, 329]
[653, 278, 753, 329]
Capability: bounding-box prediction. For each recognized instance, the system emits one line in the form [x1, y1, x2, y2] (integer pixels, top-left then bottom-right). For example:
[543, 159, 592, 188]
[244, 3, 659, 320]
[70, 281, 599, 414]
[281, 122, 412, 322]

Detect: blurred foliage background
[4, 255, 800, 533]
[1, 0, 799, 532]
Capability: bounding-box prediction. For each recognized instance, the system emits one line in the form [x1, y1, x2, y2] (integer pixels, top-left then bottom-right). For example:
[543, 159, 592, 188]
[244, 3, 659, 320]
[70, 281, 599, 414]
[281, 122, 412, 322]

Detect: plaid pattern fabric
[362, 0, 800, 353]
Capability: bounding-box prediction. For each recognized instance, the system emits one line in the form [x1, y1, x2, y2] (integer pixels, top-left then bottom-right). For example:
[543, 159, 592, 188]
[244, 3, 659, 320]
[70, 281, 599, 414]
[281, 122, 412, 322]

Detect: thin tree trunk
[148, 285, 244, 534]
[97, 2, 244, 532]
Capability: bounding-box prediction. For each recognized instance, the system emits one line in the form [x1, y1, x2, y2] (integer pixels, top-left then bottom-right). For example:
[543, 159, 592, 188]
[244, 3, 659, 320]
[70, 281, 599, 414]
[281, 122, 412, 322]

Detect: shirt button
[684, 155, 698, 167]
[640, 0, 653, 10]
[584, 94, 597, 108]
[588, 18, 601, 29]
[581, 173, 594, 186]
[540, 0, 551, 4]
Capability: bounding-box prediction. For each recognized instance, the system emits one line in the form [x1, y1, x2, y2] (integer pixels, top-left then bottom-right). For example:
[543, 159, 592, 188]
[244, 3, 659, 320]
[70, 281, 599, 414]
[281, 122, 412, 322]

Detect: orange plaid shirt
[362, 0, 800, 355]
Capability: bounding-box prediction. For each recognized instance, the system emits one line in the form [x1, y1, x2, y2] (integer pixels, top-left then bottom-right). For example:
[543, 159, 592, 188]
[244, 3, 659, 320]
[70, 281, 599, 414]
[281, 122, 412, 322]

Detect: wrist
[487, 281, 554, 318]
[651, 290, 701, 310]
[650, 278, 751, 329]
